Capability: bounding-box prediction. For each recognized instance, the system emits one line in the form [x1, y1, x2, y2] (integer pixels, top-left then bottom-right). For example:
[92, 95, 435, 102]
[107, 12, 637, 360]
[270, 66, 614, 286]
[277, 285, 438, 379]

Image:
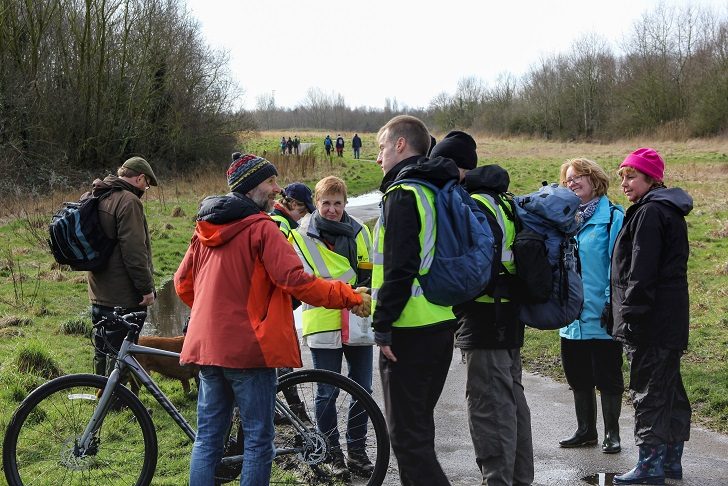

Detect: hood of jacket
[92, 175, 144, 198]
[194, 192, 268, 247]
[380, 155, 460, 192]
[463, 164, 510, 193]
[637, 187, 693, 217]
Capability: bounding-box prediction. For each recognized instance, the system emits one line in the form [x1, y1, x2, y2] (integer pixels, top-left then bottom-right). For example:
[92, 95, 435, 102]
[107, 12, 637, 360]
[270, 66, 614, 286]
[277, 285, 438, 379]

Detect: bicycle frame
[77, 331, 318, 463]
[77, 336, 196, 453]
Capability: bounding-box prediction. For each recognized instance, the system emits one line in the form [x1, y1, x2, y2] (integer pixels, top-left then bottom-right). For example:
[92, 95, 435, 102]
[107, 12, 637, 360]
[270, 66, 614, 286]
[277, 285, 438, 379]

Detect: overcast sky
[184, 0, 728, 110]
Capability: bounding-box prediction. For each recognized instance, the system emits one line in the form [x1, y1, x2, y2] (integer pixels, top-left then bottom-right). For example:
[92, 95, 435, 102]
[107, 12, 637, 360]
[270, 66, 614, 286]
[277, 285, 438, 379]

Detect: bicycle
[2, 309, 390, 485]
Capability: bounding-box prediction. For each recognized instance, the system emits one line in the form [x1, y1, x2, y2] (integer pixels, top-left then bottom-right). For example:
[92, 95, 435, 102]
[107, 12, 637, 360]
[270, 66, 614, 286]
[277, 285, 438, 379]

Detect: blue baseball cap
[283, 182, 315, 213]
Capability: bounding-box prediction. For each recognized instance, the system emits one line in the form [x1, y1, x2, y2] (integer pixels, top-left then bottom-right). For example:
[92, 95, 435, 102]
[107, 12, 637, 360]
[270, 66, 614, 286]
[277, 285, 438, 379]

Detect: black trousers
[561, 337, 624, 395]
[379, 326, 454, 486]
[624, 344, 692, 446]
[92, 304, 145, 376]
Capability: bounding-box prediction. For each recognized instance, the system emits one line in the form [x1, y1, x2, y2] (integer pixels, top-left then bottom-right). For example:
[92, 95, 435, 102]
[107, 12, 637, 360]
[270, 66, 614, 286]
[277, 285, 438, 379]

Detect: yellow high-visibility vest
[471, 193, 516, 303]
[270, 214, 292, 238]
[371, 183, 455, 328]
[291, 224, 372, 336]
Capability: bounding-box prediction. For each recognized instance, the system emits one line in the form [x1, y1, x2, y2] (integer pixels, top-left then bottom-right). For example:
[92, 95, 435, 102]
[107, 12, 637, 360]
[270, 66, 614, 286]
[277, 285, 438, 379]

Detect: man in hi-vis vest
[372, 115, 458, 486]
[431, 132, 535, 486]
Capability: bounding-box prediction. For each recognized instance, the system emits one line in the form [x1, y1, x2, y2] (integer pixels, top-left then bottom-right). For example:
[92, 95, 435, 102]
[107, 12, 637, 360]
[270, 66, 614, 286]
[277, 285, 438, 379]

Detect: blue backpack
[48, 190, 117, 271]
[513, 183, 583, 330]
[386, 178, 495, 306]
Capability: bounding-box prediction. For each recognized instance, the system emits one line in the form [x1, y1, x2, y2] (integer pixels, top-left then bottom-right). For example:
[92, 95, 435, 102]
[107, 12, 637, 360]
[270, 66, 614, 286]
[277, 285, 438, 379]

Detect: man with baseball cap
[175, 153, 371, 485]
[89, 156, 158, 377]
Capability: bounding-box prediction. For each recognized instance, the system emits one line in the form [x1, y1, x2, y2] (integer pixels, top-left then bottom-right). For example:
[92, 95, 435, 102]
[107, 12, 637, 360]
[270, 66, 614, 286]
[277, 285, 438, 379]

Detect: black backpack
[48, 189, 117, 271]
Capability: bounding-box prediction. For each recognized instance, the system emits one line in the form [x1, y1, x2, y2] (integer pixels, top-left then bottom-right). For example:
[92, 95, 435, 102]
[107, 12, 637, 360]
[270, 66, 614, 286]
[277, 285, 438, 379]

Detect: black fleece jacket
[610, 186, 693, 350]
[373, 155, 460, 340]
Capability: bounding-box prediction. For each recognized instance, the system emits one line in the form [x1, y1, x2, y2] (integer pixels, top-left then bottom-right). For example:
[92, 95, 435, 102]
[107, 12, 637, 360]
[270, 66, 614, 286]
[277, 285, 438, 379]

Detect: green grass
[0, 134, 727, 484]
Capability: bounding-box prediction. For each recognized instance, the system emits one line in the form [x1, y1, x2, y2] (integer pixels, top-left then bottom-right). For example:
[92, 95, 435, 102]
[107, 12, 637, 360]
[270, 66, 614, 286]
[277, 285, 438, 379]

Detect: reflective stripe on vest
[270, 214, 292, 238]
[371, 183, 454, 328]
[292, 228, 371, 336]
[471, 193, 516, 304]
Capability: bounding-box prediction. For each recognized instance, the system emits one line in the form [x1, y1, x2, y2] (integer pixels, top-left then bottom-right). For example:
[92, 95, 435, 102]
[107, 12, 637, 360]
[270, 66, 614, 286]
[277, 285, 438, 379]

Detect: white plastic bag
[341, 311, 374, 346]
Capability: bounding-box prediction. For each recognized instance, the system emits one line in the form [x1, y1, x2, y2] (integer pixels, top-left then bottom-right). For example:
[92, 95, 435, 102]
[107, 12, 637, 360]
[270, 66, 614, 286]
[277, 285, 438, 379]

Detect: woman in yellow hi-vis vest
[290, 176, 374, 478]
[269, 182, 315, 238]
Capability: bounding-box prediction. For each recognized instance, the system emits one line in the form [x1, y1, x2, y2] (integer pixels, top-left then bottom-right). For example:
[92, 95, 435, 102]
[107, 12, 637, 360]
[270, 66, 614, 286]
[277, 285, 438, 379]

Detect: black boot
[327, 447, 350, 479]
[559, 389, 598, 447]
[347, 448, 374, 476]
[601, 393, 622, 453]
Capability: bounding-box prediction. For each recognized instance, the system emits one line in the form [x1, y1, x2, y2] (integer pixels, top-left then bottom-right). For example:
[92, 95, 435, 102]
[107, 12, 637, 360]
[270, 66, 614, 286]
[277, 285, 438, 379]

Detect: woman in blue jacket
[558, 158, 625, 453]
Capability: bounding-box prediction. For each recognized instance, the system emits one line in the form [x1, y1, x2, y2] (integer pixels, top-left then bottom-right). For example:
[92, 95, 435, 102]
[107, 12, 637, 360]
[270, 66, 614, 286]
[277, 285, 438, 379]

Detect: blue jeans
[189, 366, 277, 486]
[310, 345, 373, 451]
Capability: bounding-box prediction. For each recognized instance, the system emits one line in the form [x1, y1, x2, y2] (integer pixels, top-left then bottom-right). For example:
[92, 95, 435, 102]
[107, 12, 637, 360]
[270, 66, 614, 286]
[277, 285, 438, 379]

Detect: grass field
[0, 131, 726, 483]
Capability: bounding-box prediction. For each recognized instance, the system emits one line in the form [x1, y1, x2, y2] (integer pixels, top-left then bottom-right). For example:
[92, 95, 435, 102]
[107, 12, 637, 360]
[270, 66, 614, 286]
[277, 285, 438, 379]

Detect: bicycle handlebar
[94, 307, 148, 332]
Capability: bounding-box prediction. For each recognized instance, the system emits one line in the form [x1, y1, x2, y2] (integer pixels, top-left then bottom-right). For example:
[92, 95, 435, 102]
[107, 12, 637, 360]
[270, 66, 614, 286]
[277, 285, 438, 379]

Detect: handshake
[351, 287, 372, 318]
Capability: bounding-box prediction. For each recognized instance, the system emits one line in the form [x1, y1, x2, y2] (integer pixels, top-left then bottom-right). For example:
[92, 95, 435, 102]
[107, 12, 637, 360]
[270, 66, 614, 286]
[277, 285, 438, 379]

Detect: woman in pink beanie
[609, 148, 694, 484]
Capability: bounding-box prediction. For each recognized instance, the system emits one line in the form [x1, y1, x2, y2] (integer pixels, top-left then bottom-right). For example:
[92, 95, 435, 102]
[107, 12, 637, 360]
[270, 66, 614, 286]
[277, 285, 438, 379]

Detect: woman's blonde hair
[314, 176, 348, 203]
[560, 158, 609, 197]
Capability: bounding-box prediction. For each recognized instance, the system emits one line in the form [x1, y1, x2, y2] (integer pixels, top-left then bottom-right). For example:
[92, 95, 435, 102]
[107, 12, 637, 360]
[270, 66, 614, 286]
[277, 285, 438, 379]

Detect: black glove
[624, 322, 645, 345]
[600, 302, 611, 330]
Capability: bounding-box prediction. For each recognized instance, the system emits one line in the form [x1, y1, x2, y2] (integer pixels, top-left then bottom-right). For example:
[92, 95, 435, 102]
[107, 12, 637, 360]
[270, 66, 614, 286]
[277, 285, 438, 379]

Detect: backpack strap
[606, 202, 616, 235]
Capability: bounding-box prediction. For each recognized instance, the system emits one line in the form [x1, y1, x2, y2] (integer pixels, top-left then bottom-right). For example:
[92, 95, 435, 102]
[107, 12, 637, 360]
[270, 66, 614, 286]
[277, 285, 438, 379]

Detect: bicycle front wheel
[274, 368, 389, 486]
[3, 373, 157, 486]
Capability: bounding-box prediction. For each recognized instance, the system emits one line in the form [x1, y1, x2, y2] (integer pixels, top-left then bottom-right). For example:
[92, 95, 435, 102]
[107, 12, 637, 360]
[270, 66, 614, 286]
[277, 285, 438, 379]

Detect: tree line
[255, 4, 728, 141]
[3, 2, 726, 192]
[0, 0, 254, 192]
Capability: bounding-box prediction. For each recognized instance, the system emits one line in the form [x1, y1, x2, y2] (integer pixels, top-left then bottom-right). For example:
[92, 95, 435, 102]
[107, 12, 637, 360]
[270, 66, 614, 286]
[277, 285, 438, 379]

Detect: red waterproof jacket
[175, 207, 362, 369]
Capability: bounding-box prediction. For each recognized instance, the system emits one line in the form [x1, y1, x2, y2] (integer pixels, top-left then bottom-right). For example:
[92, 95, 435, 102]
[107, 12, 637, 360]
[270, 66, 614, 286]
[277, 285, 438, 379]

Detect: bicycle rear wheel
[3, 373, 157, 486]
[273, 368, 389, 486]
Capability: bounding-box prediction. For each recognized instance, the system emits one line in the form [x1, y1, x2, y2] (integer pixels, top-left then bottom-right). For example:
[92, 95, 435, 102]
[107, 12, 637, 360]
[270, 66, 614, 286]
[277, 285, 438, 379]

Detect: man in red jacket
[175, 153, 370, 486]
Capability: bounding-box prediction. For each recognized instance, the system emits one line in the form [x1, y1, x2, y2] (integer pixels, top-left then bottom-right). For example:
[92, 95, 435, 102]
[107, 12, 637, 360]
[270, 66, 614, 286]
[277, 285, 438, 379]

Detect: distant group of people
[280, 135, 300, 155]
[324, 133, 363, 158]
[87, 114, 694, 486]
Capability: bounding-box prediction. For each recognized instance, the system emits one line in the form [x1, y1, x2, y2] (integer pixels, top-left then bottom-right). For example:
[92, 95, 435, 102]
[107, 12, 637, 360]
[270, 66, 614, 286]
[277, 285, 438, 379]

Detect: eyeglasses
[139, 174, 150, 190]
[565, 174, 585, 185]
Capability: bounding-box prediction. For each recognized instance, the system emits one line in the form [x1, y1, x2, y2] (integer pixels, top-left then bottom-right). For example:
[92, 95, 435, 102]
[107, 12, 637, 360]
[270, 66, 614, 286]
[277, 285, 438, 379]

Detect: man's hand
[139, 292, 155, 307]
[379, 344, 397, 362]
[352, 287, 371, 317]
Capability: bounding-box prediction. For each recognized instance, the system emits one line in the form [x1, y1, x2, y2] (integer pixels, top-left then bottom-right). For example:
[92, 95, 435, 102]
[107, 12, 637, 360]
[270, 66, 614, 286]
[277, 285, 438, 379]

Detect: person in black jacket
[352, 133, 362, 159]
[430, 131, 535, 486]
[372, 115, 458, 486]
[610, 148, 693, 485]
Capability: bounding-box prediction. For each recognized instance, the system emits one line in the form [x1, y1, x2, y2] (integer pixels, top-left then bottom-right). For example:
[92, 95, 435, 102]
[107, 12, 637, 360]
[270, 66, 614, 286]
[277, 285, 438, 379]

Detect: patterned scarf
[576, 197, 600, 229]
